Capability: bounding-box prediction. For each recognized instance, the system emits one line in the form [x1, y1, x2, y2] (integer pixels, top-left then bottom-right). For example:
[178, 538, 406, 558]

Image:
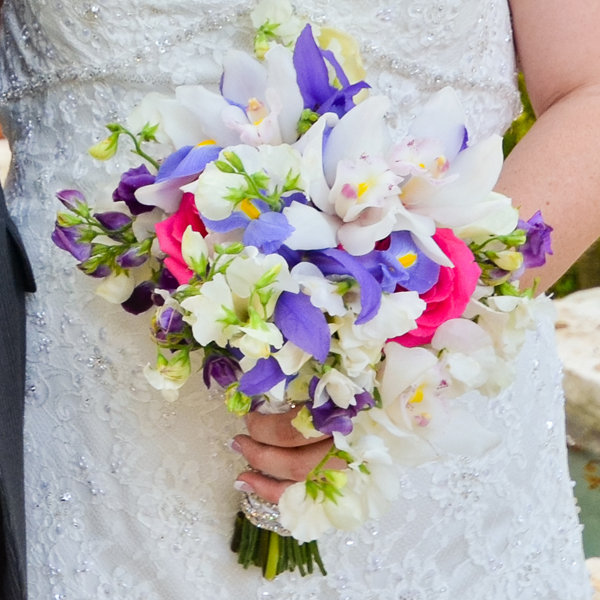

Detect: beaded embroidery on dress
[0, 1, 593, 598]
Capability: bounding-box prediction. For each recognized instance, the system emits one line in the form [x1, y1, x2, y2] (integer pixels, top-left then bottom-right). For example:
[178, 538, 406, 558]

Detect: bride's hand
[231, 408, 344, 504]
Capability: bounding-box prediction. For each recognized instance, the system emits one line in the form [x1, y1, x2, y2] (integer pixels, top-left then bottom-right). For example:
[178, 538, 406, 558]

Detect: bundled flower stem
[231, 512, 326, 579]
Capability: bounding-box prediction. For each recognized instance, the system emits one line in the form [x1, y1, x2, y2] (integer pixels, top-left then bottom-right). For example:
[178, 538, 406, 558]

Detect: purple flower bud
[117, 247, 148, 268]
[86, 264, 112, 278]
[113, 164, 156, 215]
[56, 189, 86, 210]
[51, 224, 91, 261]
[121, 281, 155, 314]
[94, 211, 132, 231]
[203, 354, 242, 389]
[157, 307, 185, 334]
[156, 268, 179, 293]
[517, 210, 553, 269]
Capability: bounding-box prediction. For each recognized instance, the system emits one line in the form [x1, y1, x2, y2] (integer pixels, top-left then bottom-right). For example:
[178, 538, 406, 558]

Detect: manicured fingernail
[228, 438, 242, 454]
[234, 480, 255, 493]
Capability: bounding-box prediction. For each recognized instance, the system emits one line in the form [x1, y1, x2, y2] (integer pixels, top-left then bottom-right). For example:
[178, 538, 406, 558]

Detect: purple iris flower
[51, 224, 91, 262]
[121, 280, 155, 314]
[518, 210, 553, 269]
[310, 248, 381, 324]
[203, 354, 242, 389]
[274, 291, 330, 363]
[112, 165, 156, 215]
[293, 25, 369, 118]
[308, 384, 374, 435]
[360, 231, 440, 294]
[239, 357, 287, 396]
[202, 199, 295, 255]
[94, 211, 132, 231]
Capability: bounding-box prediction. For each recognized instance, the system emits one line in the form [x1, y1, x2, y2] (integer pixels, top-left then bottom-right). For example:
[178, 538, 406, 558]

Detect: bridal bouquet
[52, 0, 553, 580]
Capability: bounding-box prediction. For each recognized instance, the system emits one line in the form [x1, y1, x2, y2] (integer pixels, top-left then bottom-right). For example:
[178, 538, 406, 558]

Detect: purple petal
[293, 25, 336, 111]
[310, 249, 381, 324]
[274, 291, 330, 363]
[113, 165, 156, 215]
[156, 144, 221, 183]
[243, 212, 294, 254]
[239, 357, 286, 396]
[157, 268, 179, 292]
[56, 189, 86, 210]
[360, 231, 440, 294]
[51, 225, 91, 261]
[121, 281, 155, 314]
[116, 247, 148, 268]
[94, 211, 132, 231]
[518, 210, 553, 269]
[309, 391, 374, 435]
[86, 264, 112, 278]
[203, 354, 241, 388]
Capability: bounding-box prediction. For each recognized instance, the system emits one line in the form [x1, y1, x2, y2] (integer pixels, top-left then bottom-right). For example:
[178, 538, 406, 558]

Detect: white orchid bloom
[295, 112, 339, 213]
[175, 45, 304, 147]
[180, 274, 238, 347]
[323, 95, 392, 185]
[330, 156, 402, 222]
[282, 201, 339, 250]
[373, 342, 499, 465]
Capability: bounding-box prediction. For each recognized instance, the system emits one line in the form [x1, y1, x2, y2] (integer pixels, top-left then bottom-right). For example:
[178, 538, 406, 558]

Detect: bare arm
[499, 0, 600, 291]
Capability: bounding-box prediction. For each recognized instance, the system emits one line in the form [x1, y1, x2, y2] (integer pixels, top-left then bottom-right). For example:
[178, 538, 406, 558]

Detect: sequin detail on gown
[0, 1, 592, 598]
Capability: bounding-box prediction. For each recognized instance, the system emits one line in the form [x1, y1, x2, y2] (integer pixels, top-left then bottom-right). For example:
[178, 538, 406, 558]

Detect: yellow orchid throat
[398, 252, 418, 268]
[240, 198, 261, 220]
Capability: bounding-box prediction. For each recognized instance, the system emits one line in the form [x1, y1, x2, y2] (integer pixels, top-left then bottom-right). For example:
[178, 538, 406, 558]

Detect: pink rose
[390, 228, 480, 347]
[155, 192, 208, 284]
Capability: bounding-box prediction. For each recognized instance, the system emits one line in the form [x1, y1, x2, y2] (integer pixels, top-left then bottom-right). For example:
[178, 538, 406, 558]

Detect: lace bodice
[0, 1, 593, 598]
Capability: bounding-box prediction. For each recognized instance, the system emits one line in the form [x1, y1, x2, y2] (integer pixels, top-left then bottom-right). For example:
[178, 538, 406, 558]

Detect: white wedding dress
[0, 1, 593, 598]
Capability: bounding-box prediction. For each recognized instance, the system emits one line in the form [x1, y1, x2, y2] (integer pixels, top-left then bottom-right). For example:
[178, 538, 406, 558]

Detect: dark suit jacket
[0, 182, 35, 600]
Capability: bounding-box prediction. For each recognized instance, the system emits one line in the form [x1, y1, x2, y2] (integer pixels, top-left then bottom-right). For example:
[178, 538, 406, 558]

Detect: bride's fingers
[244, 408, 328, 448]
[232, 434, 345, 482]
[235, 471, 293, 504]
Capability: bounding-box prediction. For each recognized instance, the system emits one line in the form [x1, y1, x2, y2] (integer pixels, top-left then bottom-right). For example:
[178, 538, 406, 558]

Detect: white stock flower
[313, 367, 363, 409]
[290, 262, 347, 316]
[95, 272, 135, 304]
[181, 226, 208, 273]
[226, 246, 298, 301]
[431, 318, 498, 392]
[143, 351, 191, 402]
[251, 0, 303, 46]
[180, 274, 238, 347]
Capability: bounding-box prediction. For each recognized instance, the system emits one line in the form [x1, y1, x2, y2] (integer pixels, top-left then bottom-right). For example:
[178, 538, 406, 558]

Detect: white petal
[323, 95, 392, 185]
[283, 202, 339, 250]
